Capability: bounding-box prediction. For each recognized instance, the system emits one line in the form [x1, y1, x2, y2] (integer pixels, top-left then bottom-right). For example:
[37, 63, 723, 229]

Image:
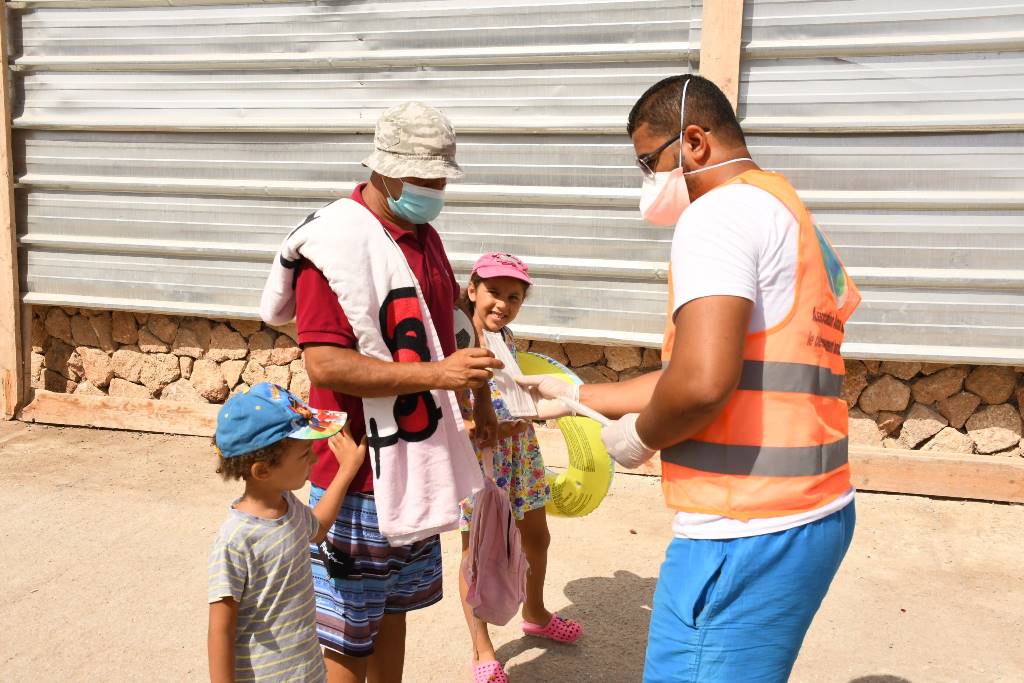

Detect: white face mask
[639, 158, 753, 227]
[639, 171, 672, 218]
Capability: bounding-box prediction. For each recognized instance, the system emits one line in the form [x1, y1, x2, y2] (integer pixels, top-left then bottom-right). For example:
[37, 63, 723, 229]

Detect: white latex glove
[514, 375, 579, 420]
[601, 413, 656, 469]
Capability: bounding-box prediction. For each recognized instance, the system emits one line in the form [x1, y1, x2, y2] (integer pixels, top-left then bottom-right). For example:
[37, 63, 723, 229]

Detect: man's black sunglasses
[635, 133, 681, 179]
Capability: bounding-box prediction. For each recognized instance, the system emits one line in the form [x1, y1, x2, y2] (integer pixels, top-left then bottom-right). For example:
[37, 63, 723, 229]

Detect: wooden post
[699, 0, 745, 110]
[0, 2, 22, 420]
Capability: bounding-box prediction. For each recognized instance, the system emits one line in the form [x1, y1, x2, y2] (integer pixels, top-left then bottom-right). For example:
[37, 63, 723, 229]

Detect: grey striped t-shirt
[208, 491, 326, 683]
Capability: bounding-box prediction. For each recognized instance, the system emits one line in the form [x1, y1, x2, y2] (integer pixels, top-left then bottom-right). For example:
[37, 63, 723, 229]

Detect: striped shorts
[308, 488, 443, 657]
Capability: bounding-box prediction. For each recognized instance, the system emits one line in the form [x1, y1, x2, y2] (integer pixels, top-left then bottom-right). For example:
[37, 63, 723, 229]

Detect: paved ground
[1, 420, 1022, 682]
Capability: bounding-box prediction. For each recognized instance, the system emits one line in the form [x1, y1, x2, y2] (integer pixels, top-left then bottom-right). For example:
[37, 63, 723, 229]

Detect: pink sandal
[521, 613, 583, 644]
[472, 660, 508, 683]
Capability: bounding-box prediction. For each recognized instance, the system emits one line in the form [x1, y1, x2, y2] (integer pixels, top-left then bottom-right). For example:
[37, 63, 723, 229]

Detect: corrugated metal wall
[739, 0, 1024, 364]
[11, 0, 697, 348]
[8, 0, 1024, 363]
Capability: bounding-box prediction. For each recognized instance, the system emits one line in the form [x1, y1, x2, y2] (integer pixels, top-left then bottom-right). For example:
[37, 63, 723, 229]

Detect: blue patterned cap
[214, 382, 346, 458]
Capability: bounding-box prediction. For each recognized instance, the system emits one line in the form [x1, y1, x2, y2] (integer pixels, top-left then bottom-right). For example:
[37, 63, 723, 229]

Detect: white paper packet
[481, 330, 538, 419]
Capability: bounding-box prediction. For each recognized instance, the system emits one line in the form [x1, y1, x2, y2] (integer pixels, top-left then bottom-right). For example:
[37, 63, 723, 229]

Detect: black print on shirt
[367, 287, 444, 478]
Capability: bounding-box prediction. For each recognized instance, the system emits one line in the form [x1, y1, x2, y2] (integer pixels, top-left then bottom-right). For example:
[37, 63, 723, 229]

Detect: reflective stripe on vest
[661, 437, 849, 477]
[738, 360, 843, 398]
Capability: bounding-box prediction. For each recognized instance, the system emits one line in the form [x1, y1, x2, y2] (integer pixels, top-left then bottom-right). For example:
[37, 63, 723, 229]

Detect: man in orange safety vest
[520, 75, 861, 683]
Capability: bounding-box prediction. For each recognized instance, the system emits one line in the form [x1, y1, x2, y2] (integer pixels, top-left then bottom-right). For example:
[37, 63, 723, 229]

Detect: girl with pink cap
[456, 252, 583, 683]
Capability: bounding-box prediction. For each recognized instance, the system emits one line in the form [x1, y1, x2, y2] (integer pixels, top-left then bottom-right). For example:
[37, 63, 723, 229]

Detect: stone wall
[28, 306, 309, 404]
[513, 338, 664, 382]
[843, 360, 1023, 456]
[28, 306, 1024, 457]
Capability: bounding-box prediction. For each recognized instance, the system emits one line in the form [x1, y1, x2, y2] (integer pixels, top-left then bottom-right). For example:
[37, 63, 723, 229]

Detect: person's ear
[467, 281, 478, 303]
[683, 124, 711, 165]
[250, 461, 272, 481]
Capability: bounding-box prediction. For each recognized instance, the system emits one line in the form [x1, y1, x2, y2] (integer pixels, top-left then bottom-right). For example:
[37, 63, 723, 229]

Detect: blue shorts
[644, 502, 856, 683]
[309, 488, 443, 657]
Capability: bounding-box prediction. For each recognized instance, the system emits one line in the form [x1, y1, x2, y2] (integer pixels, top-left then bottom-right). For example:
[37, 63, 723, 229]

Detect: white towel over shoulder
[261, 198, 482, 546]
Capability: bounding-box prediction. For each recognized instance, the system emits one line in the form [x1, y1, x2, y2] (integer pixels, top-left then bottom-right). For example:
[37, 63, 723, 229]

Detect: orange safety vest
[660, 170, 861, 520]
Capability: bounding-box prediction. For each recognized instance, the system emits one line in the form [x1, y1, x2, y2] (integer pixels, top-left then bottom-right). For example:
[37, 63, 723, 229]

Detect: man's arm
[635, 295, 752, 449]
[579, 370, 662, 420]
[515, 365, 661, 421]
[297, 260, 501, 397]
[304, 344, 502, 398]
[208, 598, 238, 683]
[517, 299, 746, 424]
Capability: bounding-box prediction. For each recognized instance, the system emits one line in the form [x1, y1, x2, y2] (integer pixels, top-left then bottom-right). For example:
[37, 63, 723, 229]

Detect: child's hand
[327, 424, 367, 478]
[498, 419, 529, 439]
[472, 392, 499, 449]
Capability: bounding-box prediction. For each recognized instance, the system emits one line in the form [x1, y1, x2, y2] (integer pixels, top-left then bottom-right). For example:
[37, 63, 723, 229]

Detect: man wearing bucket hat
[519, 76, 860, 682]
[294, 102, 501, 683]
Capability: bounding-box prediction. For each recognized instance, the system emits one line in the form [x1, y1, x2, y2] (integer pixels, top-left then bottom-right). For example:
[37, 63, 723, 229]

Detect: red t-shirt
[295, 183, 459, 492]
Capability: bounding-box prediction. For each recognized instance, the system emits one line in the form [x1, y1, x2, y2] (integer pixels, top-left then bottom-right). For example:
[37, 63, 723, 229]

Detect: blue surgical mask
[384, 180, 445, 224]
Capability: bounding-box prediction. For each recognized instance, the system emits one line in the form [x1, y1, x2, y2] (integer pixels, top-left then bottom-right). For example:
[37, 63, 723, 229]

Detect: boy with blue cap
[207, 382, 366, 683]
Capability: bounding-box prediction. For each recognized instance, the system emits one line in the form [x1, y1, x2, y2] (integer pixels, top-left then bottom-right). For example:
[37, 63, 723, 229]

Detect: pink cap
[471, 252, 533, 285]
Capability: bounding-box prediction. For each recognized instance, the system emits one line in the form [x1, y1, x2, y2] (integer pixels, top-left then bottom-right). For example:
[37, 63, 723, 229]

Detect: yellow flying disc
[516, 352, 614, 518]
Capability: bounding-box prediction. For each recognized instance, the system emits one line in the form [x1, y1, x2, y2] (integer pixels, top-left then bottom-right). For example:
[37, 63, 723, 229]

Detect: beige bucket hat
[362, 102, 464, 180]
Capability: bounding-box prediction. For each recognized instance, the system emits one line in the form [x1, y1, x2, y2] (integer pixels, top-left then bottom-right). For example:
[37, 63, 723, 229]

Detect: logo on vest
[812, 307, 845, 332]
[815, 225, 849, 308]
[806, 331, 842, 356]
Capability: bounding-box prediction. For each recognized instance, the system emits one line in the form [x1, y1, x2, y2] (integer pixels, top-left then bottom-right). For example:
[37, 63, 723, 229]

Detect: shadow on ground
[495, 571, 917, 683]
[498, 570, 657, 683]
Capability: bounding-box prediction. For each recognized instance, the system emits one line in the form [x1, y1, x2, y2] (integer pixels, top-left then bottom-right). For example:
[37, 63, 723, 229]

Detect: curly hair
[213, 439, 288, 481]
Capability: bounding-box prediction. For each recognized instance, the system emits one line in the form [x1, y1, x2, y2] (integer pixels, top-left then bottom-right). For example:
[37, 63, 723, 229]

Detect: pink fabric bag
[461, 448, 528, 625]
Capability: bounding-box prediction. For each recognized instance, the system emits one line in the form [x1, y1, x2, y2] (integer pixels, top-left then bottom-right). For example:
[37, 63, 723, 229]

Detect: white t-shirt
[668, 182, 854, 540]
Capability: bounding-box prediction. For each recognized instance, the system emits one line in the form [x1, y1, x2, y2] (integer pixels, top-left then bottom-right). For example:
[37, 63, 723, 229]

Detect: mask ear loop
[678, 77, 690, 168]
[381, 176, 399, 201]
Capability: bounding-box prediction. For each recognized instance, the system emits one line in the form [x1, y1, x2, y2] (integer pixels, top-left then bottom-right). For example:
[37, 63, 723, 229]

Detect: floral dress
[460, 328, 551, 528]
